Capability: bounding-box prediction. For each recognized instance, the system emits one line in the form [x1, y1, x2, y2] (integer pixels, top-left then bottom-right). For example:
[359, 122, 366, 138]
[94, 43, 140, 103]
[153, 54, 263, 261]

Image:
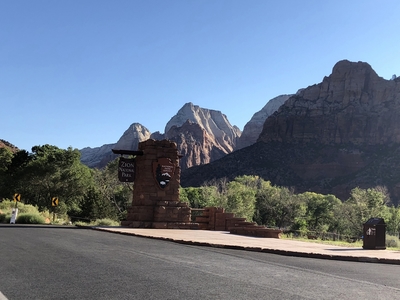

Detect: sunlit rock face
[237, 94, 291, 150]
[165, 102, 241, 153]
[80, 123, 151, 168]
[165, 103, 241, 170]
[114, 123, 151, 151]
[80, 104, 241, 170]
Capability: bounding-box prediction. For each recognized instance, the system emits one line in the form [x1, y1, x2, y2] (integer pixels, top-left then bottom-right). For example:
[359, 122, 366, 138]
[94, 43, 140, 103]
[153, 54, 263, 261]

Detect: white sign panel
[10, 208, 18, 224]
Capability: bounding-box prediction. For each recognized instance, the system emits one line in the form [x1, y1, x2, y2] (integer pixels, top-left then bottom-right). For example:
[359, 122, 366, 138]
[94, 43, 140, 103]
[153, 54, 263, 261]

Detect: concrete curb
[91, 227, 400, 265]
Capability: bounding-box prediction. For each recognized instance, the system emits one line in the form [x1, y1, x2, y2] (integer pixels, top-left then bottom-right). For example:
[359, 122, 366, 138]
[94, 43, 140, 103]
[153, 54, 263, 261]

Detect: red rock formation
[0, 139, 18, 153]
[165, 120, 228, 170]
[181, 60, 400, 204]
[259, 60, 400, 145]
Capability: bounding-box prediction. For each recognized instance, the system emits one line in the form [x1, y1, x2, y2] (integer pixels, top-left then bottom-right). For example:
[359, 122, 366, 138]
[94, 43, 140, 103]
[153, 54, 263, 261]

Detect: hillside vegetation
[2, 143, 399, 242]
[0, 145, 131, 223]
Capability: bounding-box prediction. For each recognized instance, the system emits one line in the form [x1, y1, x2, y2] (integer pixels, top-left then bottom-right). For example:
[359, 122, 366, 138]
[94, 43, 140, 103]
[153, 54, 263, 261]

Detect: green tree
[0, 148, 13, 199]
[0, 149, 31, 199]
[20, 145, 93, 214]
[225, 177, 257, 221]
[342, 186, 390, 237]
[386, 206, 400, 235]
[180, 187, 207, 208]
[199, 176, 258, 221]
[255, 181, 302, 229]
[298, 192, 342, 232]
[92, 157, 133, 219]
[0, 147, 13, 173]
[78, 187, 118, 221]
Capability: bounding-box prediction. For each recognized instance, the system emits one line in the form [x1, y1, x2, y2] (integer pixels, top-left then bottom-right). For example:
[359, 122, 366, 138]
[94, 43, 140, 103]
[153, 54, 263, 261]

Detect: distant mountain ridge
[181, 60, 400, 205]
[81, 101, 272, 169]
[236, 94, 292, 149]
[7, 59, 400, 204]
[0, 139, 18, 153]
[78, 98, 286, 169]
[163, 103, 242, 169]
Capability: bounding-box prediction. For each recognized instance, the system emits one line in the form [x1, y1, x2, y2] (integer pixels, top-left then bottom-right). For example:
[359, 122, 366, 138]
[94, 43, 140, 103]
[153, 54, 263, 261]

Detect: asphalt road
[0, 225, 400, 300]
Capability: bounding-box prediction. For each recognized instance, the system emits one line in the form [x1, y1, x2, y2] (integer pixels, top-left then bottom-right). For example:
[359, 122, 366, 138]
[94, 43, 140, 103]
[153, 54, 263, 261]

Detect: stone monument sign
[119, 139, 197, 229]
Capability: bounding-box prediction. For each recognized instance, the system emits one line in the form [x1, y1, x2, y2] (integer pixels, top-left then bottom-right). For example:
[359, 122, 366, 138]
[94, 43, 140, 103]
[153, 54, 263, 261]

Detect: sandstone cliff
[165, 120, 228, 170]
[114, 123, 151, 151]
[259, 60, 400, 144]
[80, 143, 117, 168]
[236, 94, 291, 149]
[80, 103, 241, 170]
[80, 123, 151, 168]
[164, 102, 241, 170]
[165, 102, 241, 153]
[181, 60, 400, 204]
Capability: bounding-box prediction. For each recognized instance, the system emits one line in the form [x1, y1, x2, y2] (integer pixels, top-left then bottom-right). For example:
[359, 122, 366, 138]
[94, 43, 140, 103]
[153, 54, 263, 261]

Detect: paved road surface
[0, 225, 400, 300]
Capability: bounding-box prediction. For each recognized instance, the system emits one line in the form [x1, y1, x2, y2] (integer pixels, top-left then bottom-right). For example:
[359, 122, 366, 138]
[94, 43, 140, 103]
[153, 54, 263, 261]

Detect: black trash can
[362, 218, 386, 250]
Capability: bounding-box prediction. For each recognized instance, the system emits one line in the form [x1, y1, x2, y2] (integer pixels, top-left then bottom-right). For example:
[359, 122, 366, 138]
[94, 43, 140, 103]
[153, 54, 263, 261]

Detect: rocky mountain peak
[114, 123, 151, 150]
[80, 103, 241, 169]
[165, 102, 241, 154]
[237, 94, 291, 149]
[259, 60, 400, 145]
[165, 102, 198, 133]
[181, 60, 400, 204]
[80, 123, 151, 168]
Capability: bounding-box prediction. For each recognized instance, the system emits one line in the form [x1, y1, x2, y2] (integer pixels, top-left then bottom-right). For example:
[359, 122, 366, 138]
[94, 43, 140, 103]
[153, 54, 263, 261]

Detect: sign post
[51, 197, 59, 223]
[10, 193, 21, 224]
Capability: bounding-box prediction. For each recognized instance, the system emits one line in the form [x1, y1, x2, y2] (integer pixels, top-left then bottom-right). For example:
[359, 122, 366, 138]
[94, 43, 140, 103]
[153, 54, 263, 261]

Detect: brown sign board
[118, 157, 135, 182]
[152, 158, 175, 189]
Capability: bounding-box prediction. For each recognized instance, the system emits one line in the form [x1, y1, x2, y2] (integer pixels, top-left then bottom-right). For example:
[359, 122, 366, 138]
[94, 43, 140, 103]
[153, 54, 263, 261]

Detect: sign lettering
[118, 157, 135, 182]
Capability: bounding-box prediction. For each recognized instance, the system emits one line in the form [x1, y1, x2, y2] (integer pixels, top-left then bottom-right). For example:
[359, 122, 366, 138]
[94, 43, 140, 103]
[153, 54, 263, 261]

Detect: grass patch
[386, 235, 400, 249]
[283, 235, 363, 247]
[282, 233, 400, 250]
[75, 218, 120, 227]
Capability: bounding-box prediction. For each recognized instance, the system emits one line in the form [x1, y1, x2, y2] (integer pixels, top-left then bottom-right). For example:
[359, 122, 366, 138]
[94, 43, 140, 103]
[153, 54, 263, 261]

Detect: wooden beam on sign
[112, 149, 144, 156]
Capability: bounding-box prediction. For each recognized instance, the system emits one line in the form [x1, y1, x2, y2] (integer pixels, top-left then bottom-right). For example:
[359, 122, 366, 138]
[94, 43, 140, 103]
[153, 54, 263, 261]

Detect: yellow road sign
[13, 193, 21, 202]
[51, 197, 59, 207]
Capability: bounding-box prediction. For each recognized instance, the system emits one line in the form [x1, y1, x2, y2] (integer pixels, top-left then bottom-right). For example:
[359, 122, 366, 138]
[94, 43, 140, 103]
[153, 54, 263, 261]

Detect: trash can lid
[364, 217, 385, 225]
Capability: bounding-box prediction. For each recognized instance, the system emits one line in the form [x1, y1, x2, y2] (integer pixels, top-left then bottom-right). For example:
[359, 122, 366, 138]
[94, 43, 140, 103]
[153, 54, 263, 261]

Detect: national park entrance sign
[112, 139, 282, 238]
[114, 139, 197, 229]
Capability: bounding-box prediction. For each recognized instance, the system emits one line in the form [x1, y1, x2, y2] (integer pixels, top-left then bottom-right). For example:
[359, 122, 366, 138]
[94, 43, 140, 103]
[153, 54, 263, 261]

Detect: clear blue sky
[2, 0, 399, 151]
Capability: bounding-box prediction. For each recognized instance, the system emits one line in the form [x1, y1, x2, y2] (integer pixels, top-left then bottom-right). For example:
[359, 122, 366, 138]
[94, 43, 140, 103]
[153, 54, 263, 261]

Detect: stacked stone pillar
[121, 139, 198, 229]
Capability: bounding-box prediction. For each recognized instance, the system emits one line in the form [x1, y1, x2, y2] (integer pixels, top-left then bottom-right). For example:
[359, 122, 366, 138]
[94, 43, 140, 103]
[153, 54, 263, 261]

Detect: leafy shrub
[386, 235, 399, 248]
[95, 218, 120, 226]
[16, 213, 46, 224]
[0, 213, 6, 223]
[74, 221, 90, 226]
[19, 204, 40, 214]
[0, 200, 14, 210]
